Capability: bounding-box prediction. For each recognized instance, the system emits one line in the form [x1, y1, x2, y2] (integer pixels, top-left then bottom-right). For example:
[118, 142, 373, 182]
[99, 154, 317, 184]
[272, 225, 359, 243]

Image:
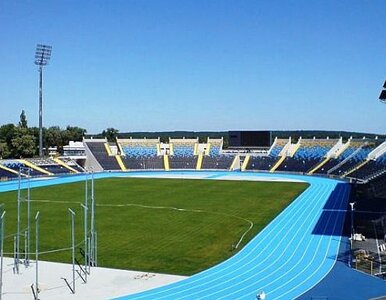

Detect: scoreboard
[229, 131, 272, 147]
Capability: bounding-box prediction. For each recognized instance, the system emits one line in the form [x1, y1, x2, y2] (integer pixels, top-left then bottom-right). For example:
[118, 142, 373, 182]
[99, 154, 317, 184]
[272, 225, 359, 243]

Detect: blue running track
[0, 171, 351, 299]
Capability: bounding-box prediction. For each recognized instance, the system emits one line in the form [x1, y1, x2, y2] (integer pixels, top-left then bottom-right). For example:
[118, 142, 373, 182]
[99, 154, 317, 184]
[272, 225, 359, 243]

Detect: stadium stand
[347, 149, 386, 181]
[26, 158, 73, 174]
[247, 138, 289, 171]
[169, 138, 198, 169]
[84, 139, 121, 171]
[56, 157, 85, 173]
[118, 138, 164, 170]
[368, 172, 386, 198]
[317, 140, 364, 174]
[0, 157, 84, 180]
[328, 140, 379, 177]
[0, 161, 19, 180]
[276, 139, 337, 173]
[0, 160, 44, 177]
[201, 138, 234, 170]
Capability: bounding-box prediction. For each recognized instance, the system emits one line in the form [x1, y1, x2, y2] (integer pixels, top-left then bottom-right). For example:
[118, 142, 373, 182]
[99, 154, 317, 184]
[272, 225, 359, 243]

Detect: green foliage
[102, 127, 119, 142]
[0, 178, 307, 275]
[19, 110, 28, 128]
[10, 127, 36, 158]
[0, 142, 10, 158]
[0, 112, 87, 158]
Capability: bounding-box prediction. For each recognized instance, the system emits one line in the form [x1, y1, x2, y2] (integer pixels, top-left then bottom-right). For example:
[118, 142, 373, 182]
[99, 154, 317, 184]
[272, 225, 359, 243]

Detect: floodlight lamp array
[34, 44, 52, 66]
[380, 80, 386, 104]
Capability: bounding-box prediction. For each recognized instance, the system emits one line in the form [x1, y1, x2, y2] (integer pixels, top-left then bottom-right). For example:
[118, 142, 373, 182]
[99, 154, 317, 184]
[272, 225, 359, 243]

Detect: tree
[19, 110, 28, 128]
[102, 128, 119, 142]
[0, 142, 10, 159]
[0, 123, 16, 146]
[63, 126, 86, 144]
[10, 127, 36, 158]
[45, 126, 63, 148]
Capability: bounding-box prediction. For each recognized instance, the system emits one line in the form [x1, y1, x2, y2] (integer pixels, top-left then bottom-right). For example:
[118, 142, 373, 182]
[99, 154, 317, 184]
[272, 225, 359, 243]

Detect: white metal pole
[24, 230, 27, 265]
[27, 169, 31, 266]
[95, 231, 97, 267]
[81, 204, 88, 282]
[35, 211, 40, 298]
[85, 173, 88, 210]
[91, 173, 95, 265]
[16, 169, 21, 270]
[87, 237, 91, 273]
[68, 208, 76, 293]
[0, 211, 6, 300]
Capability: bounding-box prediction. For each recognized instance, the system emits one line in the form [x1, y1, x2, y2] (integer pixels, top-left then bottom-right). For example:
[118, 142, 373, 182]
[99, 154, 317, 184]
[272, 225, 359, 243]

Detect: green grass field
[0, 177, 307, 275]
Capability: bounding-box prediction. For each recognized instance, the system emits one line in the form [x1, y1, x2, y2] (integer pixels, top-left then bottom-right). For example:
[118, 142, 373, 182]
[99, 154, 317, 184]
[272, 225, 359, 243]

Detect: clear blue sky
[0, 0, 385, 134]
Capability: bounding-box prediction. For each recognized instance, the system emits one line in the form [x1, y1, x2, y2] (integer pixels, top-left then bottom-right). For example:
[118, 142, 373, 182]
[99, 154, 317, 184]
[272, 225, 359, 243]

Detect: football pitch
[0, 177, 307, 275]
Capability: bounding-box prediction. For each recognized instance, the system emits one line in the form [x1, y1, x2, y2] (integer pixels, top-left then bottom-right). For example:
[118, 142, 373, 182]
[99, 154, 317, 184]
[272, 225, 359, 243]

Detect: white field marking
[30, 177, 58, 181]
[215, 175, 304, 183]
[120, 173, 208, 180]
[118, 173, 304, 183]
[97, 202, 254, 250]
[29, 198, 254, 252]
[132, 183, 324, 299]
[30, 199, 82, 204]
[277, 185, 349, 299]
[202, 184, 331, 300]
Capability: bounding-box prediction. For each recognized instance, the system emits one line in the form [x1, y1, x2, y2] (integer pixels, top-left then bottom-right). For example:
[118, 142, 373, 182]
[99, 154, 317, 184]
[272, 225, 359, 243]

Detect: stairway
[53, 158, 79, 173]
[18, 159, 53, 176]
[163, 155, 170, 171]
[308, 157, 330, 175]
[270, 156, 286, 173]
[196, 154, 203, 170]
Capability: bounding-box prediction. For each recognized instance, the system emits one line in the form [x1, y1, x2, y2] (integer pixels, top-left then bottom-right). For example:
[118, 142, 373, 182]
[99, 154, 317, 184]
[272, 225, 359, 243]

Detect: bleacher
[368, 173, 386, 198]
[1, 135, 385, 186]
[59, 157, 85, 172]
[119, 138, 164, 170]
[26, 158, 72, 174]
[0, 168, 16, 180]
[1, 160, 43, 177]
[85, 140, 121, 170]
[347, 151, 386, 181]
[0, 160, 19, 180]
[328, 141, 378, 177]
[201, 139, 234, 170]
[247, 139, 288, 171]
[169, 138, 198, 169]
[316, 140, 362, 174]
[276, 139, 336, 173]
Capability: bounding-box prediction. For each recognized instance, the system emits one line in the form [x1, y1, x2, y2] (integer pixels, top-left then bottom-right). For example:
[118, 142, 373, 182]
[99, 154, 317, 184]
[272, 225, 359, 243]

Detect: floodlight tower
[34, 44, 52, 157]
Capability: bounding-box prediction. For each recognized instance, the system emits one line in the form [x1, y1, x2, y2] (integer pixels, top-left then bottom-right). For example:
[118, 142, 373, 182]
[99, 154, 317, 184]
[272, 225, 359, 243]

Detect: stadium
[1, 131, 386, 299]
[1, 1, 386, 299]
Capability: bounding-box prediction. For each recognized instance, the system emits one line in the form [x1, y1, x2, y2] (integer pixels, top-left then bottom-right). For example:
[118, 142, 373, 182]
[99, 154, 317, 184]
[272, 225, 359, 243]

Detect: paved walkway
[1, 258, 186, 300]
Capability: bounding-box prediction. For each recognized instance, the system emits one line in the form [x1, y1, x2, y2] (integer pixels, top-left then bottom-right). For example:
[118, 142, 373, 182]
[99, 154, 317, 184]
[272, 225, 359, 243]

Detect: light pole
[34, 44, 52, 157]
[349, 202, 355, 240]
[349, 202, 355, 268]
